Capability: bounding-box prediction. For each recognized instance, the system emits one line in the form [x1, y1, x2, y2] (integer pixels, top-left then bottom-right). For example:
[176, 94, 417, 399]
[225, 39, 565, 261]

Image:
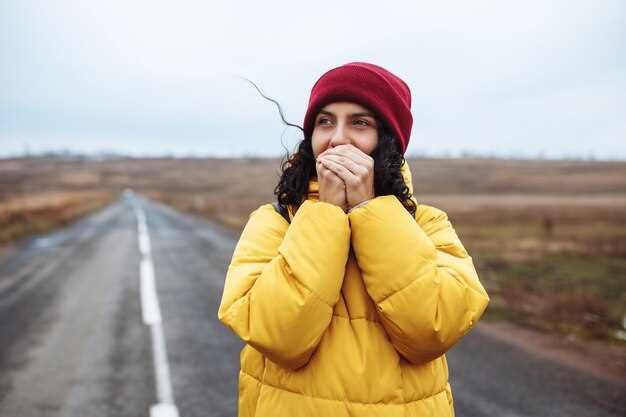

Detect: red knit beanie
[302, 62, 413, 154]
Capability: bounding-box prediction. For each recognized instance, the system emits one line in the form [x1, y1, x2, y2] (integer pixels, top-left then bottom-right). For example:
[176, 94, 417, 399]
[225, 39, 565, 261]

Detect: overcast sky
[1, 0, 625, 159]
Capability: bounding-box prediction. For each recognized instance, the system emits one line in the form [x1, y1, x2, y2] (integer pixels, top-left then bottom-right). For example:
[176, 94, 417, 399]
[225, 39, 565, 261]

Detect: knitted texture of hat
[302, 62, 413, 154]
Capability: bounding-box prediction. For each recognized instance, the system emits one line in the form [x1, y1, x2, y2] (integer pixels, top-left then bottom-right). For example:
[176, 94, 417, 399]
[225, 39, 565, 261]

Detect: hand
[316, 144, 375, 209]
[315, 156, 348, 211]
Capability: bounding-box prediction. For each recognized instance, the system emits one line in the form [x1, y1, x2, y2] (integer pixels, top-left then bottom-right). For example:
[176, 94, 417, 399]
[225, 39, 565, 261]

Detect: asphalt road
[0, 194, 623, 417]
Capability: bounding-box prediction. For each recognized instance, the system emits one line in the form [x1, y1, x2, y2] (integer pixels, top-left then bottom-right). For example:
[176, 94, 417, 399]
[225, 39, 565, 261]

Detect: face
[311, 102, 379, 158]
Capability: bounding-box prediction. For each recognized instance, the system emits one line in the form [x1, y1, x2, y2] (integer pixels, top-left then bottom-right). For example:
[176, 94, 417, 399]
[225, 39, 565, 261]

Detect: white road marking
[139, 232, 151, 256]
[140, 258, 162, 325]
[134, 205, 180, 417]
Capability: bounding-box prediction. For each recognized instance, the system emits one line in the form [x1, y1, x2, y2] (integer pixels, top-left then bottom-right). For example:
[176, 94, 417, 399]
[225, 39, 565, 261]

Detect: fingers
[319, 144, 373, 167]
[317, 159, 345, 186]
[318, 146, 374, 185]
[318, 156, 359, 186]
[318, 154, 367, 180]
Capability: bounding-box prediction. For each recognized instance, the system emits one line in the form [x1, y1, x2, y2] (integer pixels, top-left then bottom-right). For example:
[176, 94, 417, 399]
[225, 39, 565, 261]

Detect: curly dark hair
[242, 77, 416, 218]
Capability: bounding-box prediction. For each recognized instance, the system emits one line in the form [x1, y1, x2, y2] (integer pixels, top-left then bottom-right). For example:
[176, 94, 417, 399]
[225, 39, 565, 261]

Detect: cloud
[1, 0, 625, 158]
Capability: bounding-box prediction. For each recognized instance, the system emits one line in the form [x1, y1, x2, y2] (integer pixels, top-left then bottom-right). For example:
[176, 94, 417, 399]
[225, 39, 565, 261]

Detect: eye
[353, 119, 369, 126]
[317, 117, 332, 125]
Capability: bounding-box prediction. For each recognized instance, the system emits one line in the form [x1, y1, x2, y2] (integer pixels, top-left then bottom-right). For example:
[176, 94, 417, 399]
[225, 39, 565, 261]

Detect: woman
[218, 62, 490, 417]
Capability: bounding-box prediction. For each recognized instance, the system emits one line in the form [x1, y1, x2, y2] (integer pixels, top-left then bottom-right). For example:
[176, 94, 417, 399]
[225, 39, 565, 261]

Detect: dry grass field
[0, 190, 115, 245]
[1, 155, 625, 345]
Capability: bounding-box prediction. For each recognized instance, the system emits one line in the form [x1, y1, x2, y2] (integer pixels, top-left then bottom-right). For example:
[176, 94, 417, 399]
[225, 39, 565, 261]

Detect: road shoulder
[476, 320, 626, 387]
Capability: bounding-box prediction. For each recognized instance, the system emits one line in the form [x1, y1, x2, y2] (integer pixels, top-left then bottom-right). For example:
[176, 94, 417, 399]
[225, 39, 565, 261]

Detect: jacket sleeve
[348, 195, 490, 365]
[217, 200, 350, 370]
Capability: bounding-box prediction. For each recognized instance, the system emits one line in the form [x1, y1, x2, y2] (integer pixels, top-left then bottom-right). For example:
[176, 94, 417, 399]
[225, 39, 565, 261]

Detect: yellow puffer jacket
[218, 161, 490, 417]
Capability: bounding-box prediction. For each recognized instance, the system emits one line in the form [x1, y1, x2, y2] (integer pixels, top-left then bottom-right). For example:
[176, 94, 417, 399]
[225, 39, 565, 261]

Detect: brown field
[0, 190, 116, 245]
[1, 155, 625, 345]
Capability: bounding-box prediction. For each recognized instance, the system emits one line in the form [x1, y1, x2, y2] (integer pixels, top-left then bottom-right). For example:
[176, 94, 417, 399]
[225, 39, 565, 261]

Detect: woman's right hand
[316, 159, 347, 211]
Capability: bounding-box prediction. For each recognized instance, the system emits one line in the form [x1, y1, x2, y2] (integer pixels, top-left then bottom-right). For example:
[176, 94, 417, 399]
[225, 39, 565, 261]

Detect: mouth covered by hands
[316, 144, 375, 211]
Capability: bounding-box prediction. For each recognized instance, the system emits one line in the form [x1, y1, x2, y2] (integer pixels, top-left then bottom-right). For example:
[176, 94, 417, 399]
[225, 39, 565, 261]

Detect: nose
[329, 121, 350, 148]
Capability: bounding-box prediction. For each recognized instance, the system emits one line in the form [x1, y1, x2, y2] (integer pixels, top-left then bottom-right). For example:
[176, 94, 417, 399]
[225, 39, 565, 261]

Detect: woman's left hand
[317, 144, 375, 209]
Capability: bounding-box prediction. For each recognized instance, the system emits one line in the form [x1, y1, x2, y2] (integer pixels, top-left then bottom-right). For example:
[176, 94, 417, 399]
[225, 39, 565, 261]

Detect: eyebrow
[318, 110, 376, 118]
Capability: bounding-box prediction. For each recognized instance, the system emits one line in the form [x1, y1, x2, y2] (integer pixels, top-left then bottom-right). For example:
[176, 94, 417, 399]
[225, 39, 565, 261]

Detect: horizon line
[1, 149, 625, 163]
